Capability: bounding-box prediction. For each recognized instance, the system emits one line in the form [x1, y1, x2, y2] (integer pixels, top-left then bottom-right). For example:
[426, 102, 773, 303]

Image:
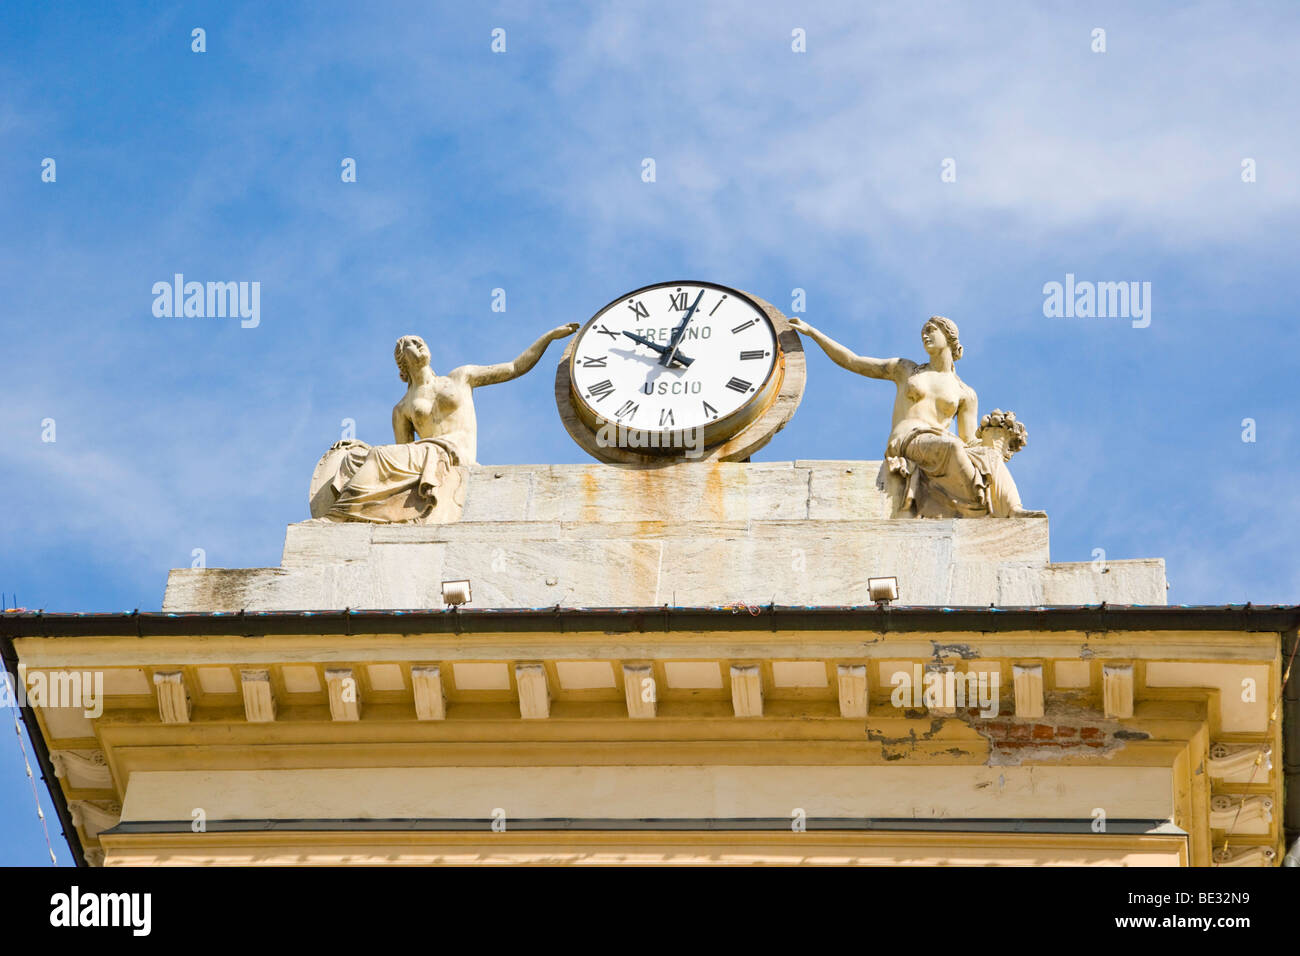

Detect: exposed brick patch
[969, 712, 1129, 765]
[921, 699, 1132, 765]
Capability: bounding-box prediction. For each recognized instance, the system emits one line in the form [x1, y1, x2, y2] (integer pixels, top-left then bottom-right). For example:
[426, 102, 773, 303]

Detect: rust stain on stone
[580, 469, 601, 523]
[704, 462, 725, 521]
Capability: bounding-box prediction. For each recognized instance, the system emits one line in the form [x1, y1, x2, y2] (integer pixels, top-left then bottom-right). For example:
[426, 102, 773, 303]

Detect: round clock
[555, 281, 805, 463]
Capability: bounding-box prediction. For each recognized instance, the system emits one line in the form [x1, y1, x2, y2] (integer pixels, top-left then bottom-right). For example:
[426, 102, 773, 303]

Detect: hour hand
[621, 330, 693, 366]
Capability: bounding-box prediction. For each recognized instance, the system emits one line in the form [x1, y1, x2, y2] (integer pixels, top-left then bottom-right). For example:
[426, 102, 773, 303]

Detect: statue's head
[922, 316, 962, 360]
[394, 335, 431, 383]
[977, 408, 1027, 460]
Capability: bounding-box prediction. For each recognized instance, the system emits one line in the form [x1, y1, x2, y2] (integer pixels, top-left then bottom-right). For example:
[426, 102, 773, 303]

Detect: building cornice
[2, 603, 1298, 639]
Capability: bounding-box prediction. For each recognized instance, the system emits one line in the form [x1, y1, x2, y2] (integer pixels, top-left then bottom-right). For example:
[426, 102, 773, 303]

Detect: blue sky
[1, 1, 1297, 864]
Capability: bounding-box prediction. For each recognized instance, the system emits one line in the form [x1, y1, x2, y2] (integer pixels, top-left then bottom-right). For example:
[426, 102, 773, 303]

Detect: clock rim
[555, 282, 806, 465]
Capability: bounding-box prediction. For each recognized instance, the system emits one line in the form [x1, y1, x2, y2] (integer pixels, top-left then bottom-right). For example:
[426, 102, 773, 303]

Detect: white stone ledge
[164, 461, 1164, 611]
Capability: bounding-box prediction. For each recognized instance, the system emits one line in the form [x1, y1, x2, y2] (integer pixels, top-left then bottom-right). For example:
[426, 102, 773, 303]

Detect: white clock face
[569, 282, 779, 438]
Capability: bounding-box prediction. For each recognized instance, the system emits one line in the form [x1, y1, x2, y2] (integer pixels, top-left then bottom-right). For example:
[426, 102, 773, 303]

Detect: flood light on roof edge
[441, 580, 472, 607]
[868, 577, 899, 606]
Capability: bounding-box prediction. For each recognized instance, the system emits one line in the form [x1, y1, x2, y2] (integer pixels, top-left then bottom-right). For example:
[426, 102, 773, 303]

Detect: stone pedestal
[163, 461, 1166, 611]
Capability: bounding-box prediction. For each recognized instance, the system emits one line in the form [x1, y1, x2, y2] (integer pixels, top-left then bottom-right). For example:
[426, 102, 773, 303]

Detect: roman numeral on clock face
[709, 295, 727, 316]
[595, 324, 618, 340]
[660, 408, 674, 426]
[725, 377, 752, 393]
[669, 290, 688, 311]
[580, 356, 608, 367]
[739, 349, 765, 361]
[731, 318, 757, 334]
[626, 300, 649, 320]
[702, 400, 718, 418]
[615, 400, 639, 420]
[588, 379, 615, 402]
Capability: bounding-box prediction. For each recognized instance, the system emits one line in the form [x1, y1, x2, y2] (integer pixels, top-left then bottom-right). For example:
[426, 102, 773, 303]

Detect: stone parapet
[163, 461, 1166, 611]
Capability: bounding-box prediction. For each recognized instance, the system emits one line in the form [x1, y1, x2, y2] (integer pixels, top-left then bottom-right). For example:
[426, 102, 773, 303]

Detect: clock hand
[660, 289, 705, 367]
[621, 330, 694, 367]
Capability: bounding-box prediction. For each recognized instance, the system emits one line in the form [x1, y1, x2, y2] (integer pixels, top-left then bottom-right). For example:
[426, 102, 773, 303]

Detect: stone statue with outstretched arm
[787, 315, 1043, 519]
[310, 324, 579, 524]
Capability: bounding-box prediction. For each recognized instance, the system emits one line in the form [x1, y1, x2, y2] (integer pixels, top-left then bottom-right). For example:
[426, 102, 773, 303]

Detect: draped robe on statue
[880, 426, 1026, 519]
[309, 437, 468, 524]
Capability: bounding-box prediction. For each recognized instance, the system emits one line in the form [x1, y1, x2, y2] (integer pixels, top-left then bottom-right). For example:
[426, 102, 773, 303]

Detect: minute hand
[660, 289, 705, 367]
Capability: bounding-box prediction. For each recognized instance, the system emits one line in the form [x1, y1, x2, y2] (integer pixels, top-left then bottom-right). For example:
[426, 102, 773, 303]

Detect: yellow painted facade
[6, 616, 1287, 867]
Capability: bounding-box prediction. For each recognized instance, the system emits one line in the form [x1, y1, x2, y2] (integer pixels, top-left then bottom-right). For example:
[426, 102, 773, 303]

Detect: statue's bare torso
[394, 370, 479, 465]
[888, 361, 976, 451]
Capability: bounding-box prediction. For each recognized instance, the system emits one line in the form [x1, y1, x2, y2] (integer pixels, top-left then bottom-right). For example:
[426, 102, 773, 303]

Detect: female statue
[787, 315, 1042, 518]
[311, 324, 578, 523]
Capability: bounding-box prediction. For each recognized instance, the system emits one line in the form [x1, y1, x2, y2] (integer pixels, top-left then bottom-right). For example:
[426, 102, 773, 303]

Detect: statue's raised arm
[452, 324, 580, 388]
[786, 316, 910, 381]
[787, 314, 1042, 519]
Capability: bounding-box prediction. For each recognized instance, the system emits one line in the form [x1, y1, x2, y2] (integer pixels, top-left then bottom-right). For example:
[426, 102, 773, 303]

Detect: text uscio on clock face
[571, 284, 777, 431]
